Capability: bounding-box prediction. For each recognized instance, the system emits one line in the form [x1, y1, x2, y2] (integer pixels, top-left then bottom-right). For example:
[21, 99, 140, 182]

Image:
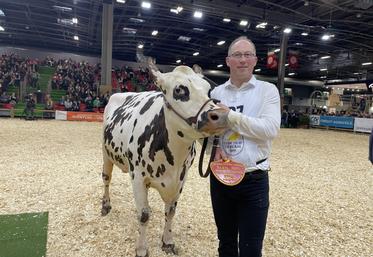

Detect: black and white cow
[101, 62, 229, 257]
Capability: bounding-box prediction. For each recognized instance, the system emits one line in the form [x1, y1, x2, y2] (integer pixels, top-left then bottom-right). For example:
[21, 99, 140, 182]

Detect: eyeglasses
[229, 52, 256, 59]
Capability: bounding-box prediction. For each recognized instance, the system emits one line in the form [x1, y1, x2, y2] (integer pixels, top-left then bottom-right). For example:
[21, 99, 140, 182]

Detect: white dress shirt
[211, 75, 281, 171]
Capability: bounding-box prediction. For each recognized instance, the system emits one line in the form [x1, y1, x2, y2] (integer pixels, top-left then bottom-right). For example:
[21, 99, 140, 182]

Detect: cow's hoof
[135, 250, 149, 257]
[162, 242, 178, 255]
[101, 205, 112, 216]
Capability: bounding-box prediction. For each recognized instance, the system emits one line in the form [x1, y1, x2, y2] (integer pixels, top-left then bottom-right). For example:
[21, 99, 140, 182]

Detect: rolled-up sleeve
[227, 85, 281, 140]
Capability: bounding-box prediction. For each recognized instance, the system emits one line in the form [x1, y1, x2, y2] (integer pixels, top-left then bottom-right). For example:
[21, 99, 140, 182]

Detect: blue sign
[319, 116, 354, 129]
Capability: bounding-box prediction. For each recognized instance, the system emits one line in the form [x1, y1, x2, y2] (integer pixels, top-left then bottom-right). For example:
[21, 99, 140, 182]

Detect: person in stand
[209, 36, 281, 257]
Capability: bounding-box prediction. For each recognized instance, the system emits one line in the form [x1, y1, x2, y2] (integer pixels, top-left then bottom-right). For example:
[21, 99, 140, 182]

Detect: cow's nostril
[209, 114, 219, 121]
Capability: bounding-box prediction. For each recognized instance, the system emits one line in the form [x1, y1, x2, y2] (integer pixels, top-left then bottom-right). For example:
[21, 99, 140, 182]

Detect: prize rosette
[210, 159, 245, 186]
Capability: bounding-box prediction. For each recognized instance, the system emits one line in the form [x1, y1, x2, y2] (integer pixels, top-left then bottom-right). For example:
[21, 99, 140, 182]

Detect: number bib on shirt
[210, 160, 245, 186]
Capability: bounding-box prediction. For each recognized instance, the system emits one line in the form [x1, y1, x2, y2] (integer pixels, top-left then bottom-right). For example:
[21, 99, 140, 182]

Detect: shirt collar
[225, 75, 257, 90]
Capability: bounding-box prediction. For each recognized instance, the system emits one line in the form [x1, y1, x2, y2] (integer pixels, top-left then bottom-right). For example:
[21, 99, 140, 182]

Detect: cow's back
[103, 91, 164, 171]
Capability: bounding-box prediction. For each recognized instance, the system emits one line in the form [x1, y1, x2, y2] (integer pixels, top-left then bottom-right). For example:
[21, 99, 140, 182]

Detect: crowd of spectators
[0, 53, 40, 95]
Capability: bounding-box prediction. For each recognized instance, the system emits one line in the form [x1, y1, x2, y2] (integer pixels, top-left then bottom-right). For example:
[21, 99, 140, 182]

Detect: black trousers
[210, 171, 269, 257]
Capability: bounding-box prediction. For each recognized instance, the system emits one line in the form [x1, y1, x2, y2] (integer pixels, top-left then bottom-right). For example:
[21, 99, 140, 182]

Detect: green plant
[299, 114, 310, 126]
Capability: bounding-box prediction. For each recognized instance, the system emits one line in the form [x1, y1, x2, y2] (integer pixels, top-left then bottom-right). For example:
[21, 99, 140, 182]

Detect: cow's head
[148, 59, 229, 137]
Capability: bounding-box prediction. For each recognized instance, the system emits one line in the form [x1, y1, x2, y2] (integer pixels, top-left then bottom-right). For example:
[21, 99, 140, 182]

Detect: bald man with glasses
[209, 36, 281, 257]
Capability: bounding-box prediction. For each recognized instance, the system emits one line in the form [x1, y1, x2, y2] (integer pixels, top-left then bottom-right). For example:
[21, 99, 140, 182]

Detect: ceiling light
[176, 59, 181, 63]
[283, 28, 292, 34]
[239, 20, 248, 26]
[73, 35, 79, 40]
[295, 42, 303, 46]
[301, 32, 308, 36]
[362, 62, 372, 66]
[255, 68, 261, 72]
[0, 26, 4, 32]
[170, 6, 183, 14]
[274, 48, 280, 53]
[122, 27, 137, 34]
[193, 52, 199, 56]
[321, 55, 331, 59]
[0, 9, 5, 16]
[217, 40, 225, 45]
[320, 76, 327, 79]
[288, 72, 295, 76]
[72, 17, 78, 24]
[52, 5, 72, 12]
[320, 68, 328, 71]
[151, 30, 158, 36]
[285, 63, 289, 66]
[223, 18, 231, 23]
[177, 35, 191, 42]
[256, 22, 267, 29]
[217, 64, 223, 68]
[194, 11, 203, 18]
[116, 0, 126, 3]
[193, 28, 205, 32]
[321, 34, 331, 40]
[138, 43, 144, 49]
[141, 1, 151, 9]
[129, 17, 145, 23]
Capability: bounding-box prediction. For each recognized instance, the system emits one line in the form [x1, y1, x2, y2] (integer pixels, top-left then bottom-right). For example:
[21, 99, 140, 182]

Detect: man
[210, 36, 281, 257]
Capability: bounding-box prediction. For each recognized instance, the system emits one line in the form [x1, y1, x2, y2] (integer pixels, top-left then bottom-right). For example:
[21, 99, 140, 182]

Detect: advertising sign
[354, 118, 373, 133]
[319, 116, 354, 129]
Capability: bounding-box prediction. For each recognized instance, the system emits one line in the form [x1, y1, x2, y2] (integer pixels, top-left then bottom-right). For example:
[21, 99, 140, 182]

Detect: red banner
[288, 51, 299, 69]
[267, 52, 278, 69]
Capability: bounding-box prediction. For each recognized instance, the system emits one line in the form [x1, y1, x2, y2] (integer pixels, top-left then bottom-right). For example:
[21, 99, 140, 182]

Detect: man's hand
[214, 147, 228, 161]
[217, 103, 230, 114]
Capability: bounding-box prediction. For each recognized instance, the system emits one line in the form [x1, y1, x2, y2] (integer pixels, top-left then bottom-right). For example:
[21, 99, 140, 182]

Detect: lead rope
[198, 136, 219, 177]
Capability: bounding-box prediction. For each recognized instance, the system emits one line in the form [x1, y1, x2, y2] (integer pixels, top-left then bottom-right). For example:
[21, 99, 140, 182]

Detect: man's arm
[225, 85, 281, 140]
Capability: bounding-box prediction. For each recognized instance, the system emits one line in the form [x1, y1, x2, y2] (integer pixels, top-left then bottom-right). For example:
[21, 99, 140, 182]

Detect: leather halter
[163, 97, 215, 127]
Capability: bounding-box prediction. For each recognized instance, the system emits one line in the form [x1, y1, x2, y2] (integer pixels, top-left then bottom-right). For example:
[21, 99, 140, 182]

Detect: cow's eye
[173, 85, 190, 101]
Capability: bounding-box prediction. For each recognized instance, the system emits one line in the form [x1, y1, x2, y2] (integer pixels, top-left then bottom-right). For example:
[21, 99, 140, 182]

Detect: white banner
[55, 110, 67, 120]
[309, 115, 320, 126]
[354, 118, 373, 133]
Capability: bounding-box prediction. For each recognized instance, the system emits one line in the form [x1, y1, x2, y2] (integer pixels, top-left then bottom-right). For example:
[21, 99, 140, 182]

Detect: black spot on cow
[156, 164, 166, 177]
[110, 152, 114, 159]
[173, 85, 190, 102]
[146, 182, 151, 188]
[127, 150, 133, 161]
[179, 187, 183, 194]
[140, 95, 159, 115]
[129, 160, 134, 172]
[142, 172, 145, 177]
[135, 161, 139, 166]
[120, 147, 122, 152]
[142, 160, 146, 167]
[147, 164, 154, 177]
[137, 108, 174, 166]
[106, 148, 110, 157]
[133, 119, 137, 132]
[111, 141, 115, 149]
[114, 147, 119, 152]
[129, 135, 133, 143]
[131, 172, 135, 180]
[104, 94, 142, 146]
[121, 141, 123, 146]
[120, 129, 123, 133]
[177, 131, 184, 138]
[161, 182, 165, 187]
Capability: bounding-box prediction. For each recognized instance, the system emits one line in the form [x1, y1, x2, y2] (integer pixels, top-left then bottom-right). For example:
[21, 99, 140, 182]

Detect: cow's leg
[101, 155, 113, 216]
[133, 180, 151, 257]
[161, 200, 178, 255]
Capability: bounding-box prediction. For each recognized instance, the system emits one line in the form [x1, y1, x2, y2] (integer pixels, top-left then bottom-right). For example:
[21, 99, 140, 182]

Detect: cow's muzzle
[197, 109, 229, 134]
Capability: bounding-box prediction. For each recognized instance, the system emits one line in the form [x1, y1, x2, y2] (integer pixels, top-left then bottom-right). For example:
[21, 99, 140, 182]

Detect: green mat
[0, 212, 48, 257]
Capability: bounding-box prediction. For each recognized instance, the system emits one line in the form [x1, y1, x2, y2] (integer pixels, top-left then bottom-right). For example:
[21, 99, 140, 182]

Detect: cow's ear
[148, 57, 161, 77]
[148, 57, 164, 89]
[193, 64, 204, 78]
